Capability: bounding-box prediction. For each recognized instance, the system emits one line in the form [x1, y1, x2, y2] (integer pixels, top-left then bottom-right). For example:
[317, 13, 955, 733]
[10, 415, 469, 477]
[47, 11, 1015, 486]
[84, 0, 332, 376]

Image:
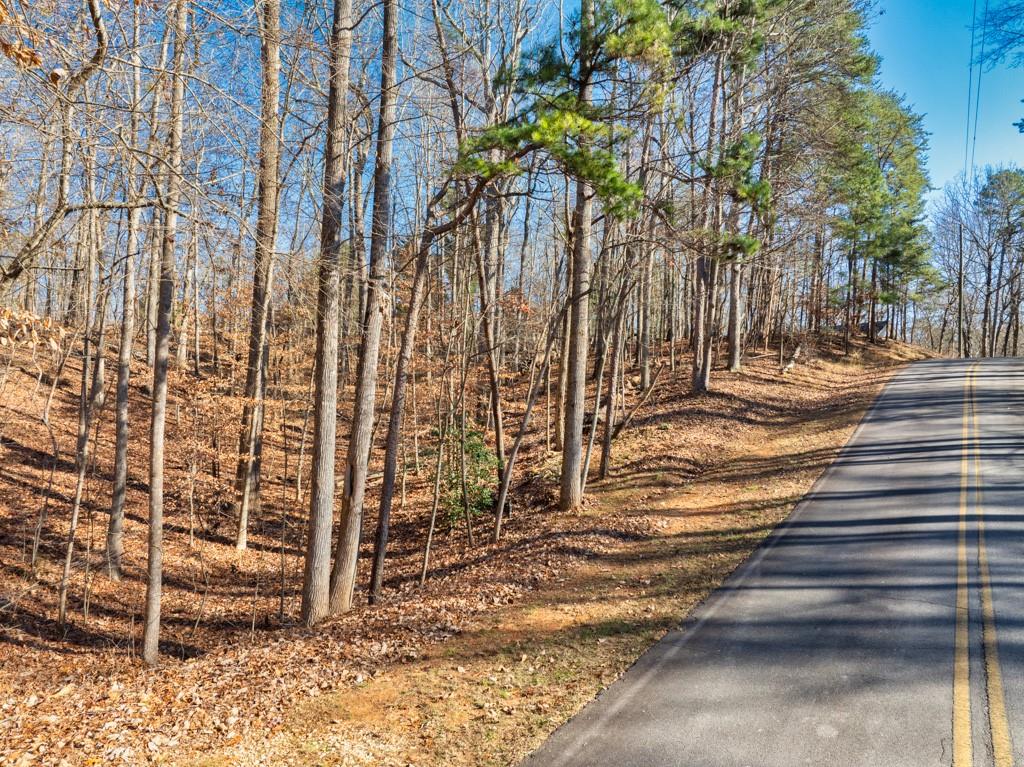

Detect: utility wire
[964, 0, 980, 175]
[970, 0, 991, 172]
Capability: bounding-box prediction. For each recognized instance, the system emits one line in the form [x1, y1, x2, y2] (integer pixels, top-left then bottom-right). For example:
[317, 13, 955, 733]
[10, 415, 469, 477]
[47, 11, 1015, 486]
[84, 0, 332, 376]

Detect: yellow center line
[954, 362, 974, 767]
[969, 364, 1015, 766]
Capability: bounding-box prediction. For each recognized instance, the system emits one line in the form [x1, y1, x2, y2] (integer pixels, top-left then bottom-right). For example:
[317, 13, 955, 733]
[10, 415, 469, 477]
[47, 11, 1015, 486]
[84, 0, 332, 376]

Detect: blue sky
[867, 0, 1022, 199]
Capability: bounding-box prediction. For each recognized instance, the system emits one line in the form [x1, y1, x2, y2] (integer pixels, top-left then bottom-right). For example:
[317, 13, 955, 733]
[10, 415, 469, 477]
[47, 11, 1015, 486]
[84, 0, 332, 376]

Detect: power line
[964, 0, 980, 176]
[970, 0, 991, 172]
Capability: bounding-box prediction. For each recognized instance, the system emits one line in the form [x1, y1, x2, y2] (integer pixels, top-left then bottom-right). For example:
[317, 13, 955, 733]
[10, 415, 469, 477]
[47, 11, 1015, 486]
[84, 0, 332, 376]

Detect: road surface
[524, 359, 1024, 767]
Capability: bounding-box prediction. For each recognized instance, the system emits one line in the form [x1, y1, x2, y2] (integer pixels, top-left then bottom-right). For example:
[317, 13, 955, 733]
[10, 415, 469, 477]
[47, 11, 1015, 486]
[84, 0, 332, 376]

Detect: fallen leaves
[0, 338, 930, 766]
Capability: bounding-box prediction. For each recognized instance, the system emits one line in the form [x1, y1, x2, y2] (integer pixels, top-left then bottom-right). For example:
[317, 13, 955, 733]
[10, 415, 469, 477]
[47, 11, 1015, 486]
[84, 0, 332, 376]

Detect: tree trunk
[235, 0, 282, 550]
[329, 0, 398, 615]
[144, 30, 171, 371]
[558, 0, 595, 512]
[639, 247, 653, 389]
[473, 200, 507, 492]
[726, 260, 742, 372]
[559, 174, 592, 512]
[107, 6, 144, 578]
[599, 300, 626, 479]
[300, 0, 352, 627]
[692, 53, 723, 392]
[868, 257, 878, 343]
[143, 0, 188, 666]
[368, 233, 434, 602]
[57, 214, 97, 628]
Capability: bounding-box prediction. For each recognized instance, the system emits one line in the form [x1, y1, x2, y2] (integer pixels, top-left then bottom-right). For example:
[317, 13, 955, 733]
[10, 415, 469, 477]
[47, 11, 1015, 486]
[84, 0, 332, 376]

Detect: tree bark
[558, 0, 595, 512]
[329, 0, 398, 614]
[107, 3, 144, 579]
[143, 0, 188, 665]
[726, 260, 742, 371]
[368, 233, 433, 602]
[300, 0, 353, 627]
[235, 0, 282, 550]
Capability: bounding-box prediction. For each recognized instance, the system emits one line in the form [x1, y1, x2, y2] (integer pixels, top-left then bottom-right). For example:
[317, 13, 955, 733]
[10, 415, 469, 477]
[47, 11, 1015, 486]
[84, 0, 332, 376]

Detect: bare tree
[142, 0, 189, 666]
[235, 0, 283, 551]
[328, 0, 400, 614]
[301, 0, 353, 626]
[107, 1, 144, 580]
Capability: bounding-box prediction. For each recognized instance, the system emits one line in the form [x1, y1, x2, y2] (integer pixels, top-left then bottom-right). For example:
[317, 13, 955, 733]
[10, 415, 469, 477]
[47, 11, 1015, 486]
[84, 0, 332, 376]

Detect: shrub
[440, 422, 499, 530]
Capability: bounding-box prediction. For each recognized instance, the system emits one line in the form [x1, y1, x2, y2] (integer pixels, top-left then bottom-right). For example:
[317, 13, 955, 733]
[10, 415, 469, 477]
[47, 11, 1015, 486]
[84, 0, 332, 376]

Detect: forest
[1, 0, 1024, 763]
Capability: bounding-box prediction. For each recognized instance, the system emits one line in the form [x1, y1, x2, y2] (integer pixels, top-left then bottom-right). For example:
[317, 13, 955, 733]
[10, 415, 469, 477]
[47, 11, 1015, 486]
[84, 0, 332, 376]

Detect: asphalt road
[524, 359, 1024, 767]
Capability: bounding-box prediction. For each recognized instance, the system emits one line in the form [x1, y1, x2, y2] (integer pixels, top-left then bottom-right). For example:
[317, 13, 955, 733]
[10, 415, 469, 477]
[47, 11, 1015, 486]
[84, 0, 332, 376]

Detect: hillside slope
[0, 333, 930, 765]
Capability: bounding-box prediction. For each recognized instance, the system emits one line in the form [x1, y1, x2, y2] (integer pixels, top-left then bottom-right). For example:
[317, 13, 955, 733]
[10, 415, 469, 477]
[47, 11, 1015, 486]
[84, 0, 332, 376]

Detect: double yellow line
[953, 362, 1014, 766]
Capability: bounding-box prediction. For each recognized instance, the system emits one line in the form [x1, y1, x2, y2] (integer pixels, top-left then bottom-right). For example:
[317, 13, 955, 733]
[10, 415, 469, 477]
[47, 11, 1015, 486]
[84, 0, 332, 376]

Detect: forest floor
[0, 332, 931, 766]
